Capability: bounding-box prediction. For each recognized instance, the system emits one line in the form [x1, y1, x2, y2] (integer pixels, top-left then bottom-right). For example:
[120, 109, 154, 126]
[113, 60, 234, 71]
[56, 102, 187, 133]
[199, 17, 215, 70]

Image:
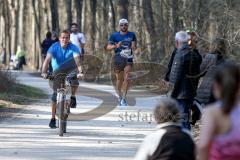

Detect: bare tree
[66, 0, 72, 29]
[8, 0, 19, 54]
[2, 0, 11, 63]
[32, 0, 42, 69]
[109, 0, 116, 30]
[171, 0, 182, 34]
[117, 0, 128, 19]
[0, 0, 239, 69]
[49, 0, 59, 33]
[75, 0, 83, 31]
[41, 0, 50, 31]
[18, 0, 26, 49]
[142, 0, 156, 61]
[85, 0, 97, 54]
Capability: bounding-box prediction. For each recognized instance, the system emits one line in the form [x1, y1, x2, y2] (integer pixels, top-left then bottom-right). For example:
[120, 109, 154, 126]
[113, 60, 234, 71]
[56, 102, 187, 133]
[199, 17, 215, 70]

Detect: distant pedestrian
[41, 31, 53, 59]
[15, 45, 26, 70]
[134, 97, 196, 160]
[41, 31, 54, 72]
[70, 23, 85, 61]
[196, 38, 227, 105]
[51, 31, 59, 44]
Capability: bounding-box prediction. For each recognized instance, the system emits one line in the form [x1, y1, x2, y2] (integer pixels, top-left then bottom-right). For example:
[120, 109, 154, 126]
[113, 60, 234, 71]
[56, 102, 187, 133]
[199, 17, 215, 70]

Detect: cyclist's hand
[77, 73, 84, 79]
[41, 73, 48, 79]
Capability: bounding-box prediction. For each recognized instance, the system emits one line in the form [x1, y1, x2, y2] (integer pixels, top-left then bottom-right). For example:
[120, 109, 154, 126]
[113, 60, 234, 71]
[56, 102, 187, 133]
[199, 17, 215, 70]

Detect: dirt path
[0, 71, 163, 160]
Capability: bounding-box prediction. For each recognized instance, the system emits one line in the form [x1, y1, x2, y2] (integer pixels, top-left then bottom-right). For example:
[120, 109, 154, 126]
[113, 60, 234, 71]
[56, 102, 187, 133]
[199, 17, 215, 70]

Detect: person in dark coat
[169, 31, 202, 130]
[165, 28, 200, 82]
[41, 31, 55, 72]
[196, 38, 226, 105]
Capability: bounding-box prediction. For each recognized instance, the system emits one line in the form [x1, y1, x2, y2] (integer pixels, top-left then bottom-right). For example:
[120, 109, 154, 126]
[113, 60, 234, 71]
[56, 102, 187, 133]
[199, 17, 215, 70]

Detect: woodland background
[0, 0, 240, 72]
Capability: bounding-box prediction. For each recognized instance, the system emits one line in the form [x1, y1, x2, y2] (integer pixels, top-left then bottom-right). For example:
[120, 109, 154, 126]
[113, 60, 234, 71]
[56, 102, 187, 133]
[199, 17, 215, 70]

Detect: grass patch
[0, 83, 48, 104]
[0, 104, 6, 109]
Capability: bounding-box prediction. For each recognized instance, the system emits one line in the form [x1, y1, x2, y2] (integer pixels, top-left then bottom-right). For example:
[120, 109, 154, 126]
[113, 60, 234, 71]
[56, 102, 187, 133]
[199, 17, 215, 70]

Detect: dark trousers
[176, 99, 193, 130]
[16, 56, 26, 70]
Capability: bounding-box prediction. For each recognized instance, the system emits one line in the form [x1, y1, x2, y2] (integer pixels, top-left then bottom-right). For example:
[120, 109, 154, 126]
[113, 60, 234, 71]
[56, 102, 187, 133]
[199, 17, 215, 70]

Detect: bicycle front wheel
[57, 92, 66, 137]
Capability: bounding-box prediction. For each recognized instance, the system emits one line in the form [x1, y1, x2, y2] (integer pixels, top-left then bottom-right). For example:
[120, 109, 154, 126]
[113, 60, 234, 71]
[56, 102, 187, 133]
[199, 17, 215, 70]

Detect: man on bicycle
[41, 30, 84, 128]
[106, 18, 137, 106]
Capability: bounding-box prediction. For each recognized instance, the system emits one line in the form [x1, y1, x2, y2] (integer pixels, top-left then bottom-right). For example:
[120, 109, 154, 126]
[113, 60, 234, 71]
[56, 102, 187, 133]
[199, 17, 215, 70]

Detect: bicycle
[46, 73, 77, 136]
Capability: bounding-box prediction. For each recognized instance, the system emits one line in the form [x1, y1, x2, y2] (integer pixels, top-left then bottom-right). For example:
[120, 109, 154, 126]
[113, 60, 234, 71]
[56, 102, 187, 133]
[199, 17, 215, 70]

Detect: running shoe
[49, 118, 57, 129]
[70, 96, 77, 108]
[120, 99, 128, 106]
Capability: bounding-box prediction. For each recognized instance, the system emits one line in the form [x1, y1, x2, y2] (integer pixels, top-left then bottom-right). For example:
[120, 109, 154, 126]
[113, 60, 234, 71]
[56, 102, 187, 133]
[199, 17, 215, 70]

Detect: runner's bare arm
[131, 41, 137, 51]
[106, 42, 122, 51]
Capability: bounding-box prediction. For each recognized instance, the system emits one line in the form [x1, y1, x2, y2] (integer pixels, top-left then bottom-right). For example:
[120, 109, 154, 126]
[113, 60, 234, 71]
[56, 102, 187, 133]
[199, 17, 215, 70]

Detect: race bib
[120, 49, 133, 59]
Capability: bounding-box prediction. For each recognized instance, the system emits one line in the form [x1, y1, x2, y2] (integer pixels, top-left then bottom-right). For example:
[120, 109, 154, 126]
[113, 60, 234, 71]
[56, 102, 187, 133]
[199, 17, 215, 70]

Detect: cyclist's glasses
[120, 24, 128, 27]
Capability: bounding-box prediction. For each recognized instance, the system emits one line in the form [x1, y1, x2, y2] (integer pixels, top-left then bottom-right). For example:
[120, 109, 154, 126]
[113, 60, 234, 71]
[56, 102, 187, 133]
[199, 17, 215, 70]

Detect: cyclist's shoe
[120, 99, 128, 106]
[49, 118, 57, 129]
[70, 96, 77, 108]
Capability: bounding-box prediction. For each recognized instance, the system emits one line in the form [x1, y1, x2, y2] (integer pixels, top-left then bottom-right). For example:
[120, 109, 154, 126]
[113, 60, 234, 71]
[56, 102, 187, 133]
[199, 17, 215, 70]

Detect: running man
[41, 30, 84, 128]
[106, 18, 137, 106]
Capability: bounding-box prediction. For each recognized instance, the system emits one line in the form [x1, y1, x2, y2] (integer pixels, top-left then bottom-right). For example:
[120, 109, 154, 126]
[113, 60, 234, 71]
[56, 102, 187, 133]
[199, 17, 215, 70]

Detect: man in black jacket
[169, 31, 202, 130]
[165, 29, 199, 82]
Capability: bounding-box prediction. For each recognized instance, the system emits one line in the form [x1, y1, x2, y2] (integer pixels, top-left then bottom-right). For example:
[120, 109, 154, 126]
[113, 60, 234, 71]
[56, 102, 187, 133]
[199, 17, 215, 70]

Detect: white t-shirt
[70, 32, 86, 53]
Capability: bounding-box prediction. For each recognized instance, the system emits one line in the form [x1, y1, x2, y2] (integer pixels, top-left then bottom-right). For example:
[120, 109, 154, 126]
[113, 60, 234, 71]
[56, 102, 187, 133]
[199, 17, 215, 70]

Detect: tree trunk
[109, 0, 116, 30]
[158, 0, 166, 59]
[142, 0, 156, 61]
[49, 0, 59, 33]
[171, 0, 182, 34]
[41, 0, 50, 31]
[85, 0, 97, 54]
[8, 0, 19, 55]
[18, 0, 26, 49]
[32, 0, 42, 69]
[66, 0, 72, 29]
[75, 0, 83, 31]
[117, 0, 128, 19]
[2, 1, 11, 64]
